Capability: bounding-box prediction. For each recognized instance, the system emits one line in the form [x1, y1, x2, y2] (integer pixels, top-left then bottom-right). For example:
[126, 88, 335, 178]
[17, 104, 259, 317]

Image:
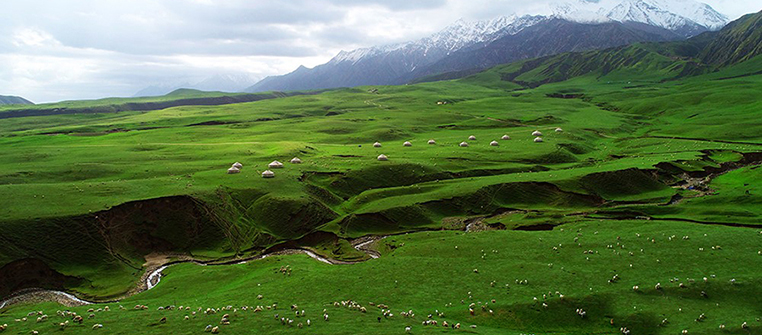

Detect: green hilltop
[0, 10, 761, 335]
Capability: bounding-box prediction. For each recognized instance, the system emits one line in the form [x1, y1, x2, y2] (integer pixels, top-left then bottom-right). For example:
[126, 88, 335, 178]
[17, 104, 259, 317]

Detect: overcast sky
[1, 0, 759, 103]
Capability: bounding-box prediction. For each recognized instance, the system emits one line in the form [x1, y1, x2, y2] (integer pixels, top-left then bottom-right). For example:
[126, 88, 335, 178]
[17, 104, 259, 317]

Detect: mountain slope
[470, 10, 762, 89]
[407, 19, 683, 83]
[699, 11, 762, 66]
[0, 95, 33, 105]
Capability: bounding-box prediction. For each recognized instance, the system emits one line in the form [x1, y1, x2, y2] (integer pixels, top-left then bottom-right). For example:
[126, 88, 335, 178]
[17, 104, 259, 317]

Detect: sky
[1, 0, 760, 103]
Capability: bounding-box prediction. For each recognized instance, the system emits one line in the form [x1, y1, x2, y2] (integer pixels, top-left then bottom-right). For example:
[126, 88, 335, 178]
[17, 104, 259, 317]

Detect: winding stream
[0, 237, 384, 310]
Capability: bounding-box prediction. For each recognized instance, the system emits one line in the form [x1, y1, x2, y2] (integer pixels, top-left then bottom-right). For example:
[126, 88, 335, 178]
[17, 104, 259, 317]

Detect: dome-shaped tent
[501, 135, 511, 140]
[428, 139, 436, 145]
[268, 160, 284, 169]
[373, 142, 382, 147]
[459, 142, 469, 147]
[377, 154, 388, 161]
[532, 130, 543, 136]
[232, 162, 243, 169]
[290, 157, 302, 164]
[468, 135, 477, 141]
[555, 127, 563, 132]
[490, 140, 499, 146]
[403, 141, 412, 147]
[227, 167, 241, 174]
[534, 137, 544, 143]
[262, 170, 275, 178]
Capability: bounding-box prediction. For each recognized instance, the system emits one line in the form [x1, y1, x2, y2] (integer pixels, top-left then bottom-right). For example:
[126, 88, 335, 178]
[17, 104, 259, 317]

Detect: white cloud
[12, 28, 61, 47]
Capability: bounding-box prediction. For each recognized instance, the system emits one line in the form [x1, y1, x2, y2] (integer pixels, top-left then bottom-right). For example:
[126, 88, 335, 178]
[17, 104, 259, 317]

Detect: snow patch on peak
[329, 14, 547, 65]
[553, 0, 728, 31]
[552, 1, 612, 23]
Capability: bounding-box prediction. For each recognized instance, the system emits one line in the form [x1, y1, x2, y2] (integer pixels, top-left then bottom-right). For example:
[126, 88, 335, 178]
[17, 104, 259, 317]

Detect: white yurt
[227, 167, 241, 174]
[468, 135, 477, 140]
[268, 160, 284, 169]
[290, 157, 302, 164]
[490, 140, 499, 146]
[377, 154, 388, 161]
[373, 142, 382, 147]
[532, 130, 543, 136]
[232, 162, 243, 169]
[501, 135, 511, 140]
[555, 127, 564, 132]
[262, 170, 275, 178]
[428, 139, 436, 145]
[403, 141, 412, 147]
[534, 137, 544, 143]
[459, 142, 469, 147]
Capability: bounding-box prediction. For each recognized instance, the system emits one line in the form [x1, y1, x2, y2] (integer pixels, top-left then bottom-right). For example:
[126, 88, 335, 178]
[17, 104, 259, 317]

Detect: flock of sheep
[3, 225, 759, 334]
[2, 298, 472, 334]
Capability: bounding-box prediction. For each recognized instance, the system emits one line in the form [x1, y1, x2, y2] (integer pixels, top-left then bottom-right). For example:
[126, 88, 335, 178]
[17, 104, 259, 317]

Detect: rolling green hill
[0, 95, 33, 105]
[0, 9, 761, 335]
[0, 89, 328, 120]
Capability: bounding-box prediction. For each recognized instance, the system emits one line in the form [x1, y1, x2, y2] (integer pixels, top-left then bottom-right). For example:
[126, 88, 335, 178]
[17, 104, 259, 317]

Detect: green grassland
[2, 12, 762, 334]
[2, 219, 761, 334]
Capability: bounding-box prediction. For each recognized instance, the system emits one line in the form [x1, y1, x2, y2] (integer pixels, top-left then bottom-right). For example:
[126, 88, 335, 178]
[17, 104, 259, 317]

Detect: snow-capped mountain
[248, 15, 546, 92]
[552, 0, 728, 36]
[329, 14, 545, 66]
[247, 0, 729, 93]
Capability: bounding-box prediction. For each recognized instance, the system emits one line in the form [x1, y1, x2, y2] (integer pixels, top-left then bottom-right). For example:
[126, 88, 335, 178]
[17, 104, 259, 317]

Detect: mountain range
[246, 0, 728, 93]
[481, 9, 762, 89]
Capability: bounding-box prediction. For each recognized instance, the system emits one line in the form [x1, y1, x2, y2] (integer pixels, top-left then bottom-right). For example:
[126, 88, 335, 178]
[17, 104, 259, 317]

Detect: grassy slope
[1, 15, 762, 334]
[2, 219, 761, 334]
[0, 56, 760, 299]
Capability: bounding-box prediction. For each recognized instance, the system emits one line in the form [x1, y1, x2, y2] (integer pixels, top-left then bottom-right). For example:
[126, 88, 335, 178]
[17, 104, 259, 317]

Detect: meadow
[1, 25, 761, 333]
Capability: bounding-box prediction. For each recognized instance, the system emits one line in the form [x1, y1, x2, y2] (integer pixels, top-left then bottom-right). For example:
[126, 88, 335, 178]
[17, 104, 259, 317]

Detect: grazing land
[1, 12, 761, 335]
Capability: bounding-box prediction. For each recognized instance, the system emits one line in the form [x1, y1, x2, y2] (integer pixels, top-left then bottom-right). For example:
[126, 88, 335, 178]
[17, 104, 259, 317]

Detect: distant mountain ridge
[246, 0, 728, 93]
[0, 95, 33, 105]
[134, 73, 259, 97]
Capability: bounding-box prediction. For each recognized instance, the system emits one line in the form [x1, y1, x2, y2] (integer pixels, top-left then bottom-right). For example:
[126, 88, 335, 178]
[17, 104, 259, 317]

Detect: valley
[0, 7, 761, 335]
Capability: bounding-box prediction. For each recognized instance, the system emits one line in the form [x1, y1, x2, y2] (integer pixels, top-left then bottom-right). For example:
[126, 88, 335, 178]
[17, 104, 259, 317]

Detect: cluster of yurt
[226, 157, 303, 178]
[227, 162, 243, 174]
